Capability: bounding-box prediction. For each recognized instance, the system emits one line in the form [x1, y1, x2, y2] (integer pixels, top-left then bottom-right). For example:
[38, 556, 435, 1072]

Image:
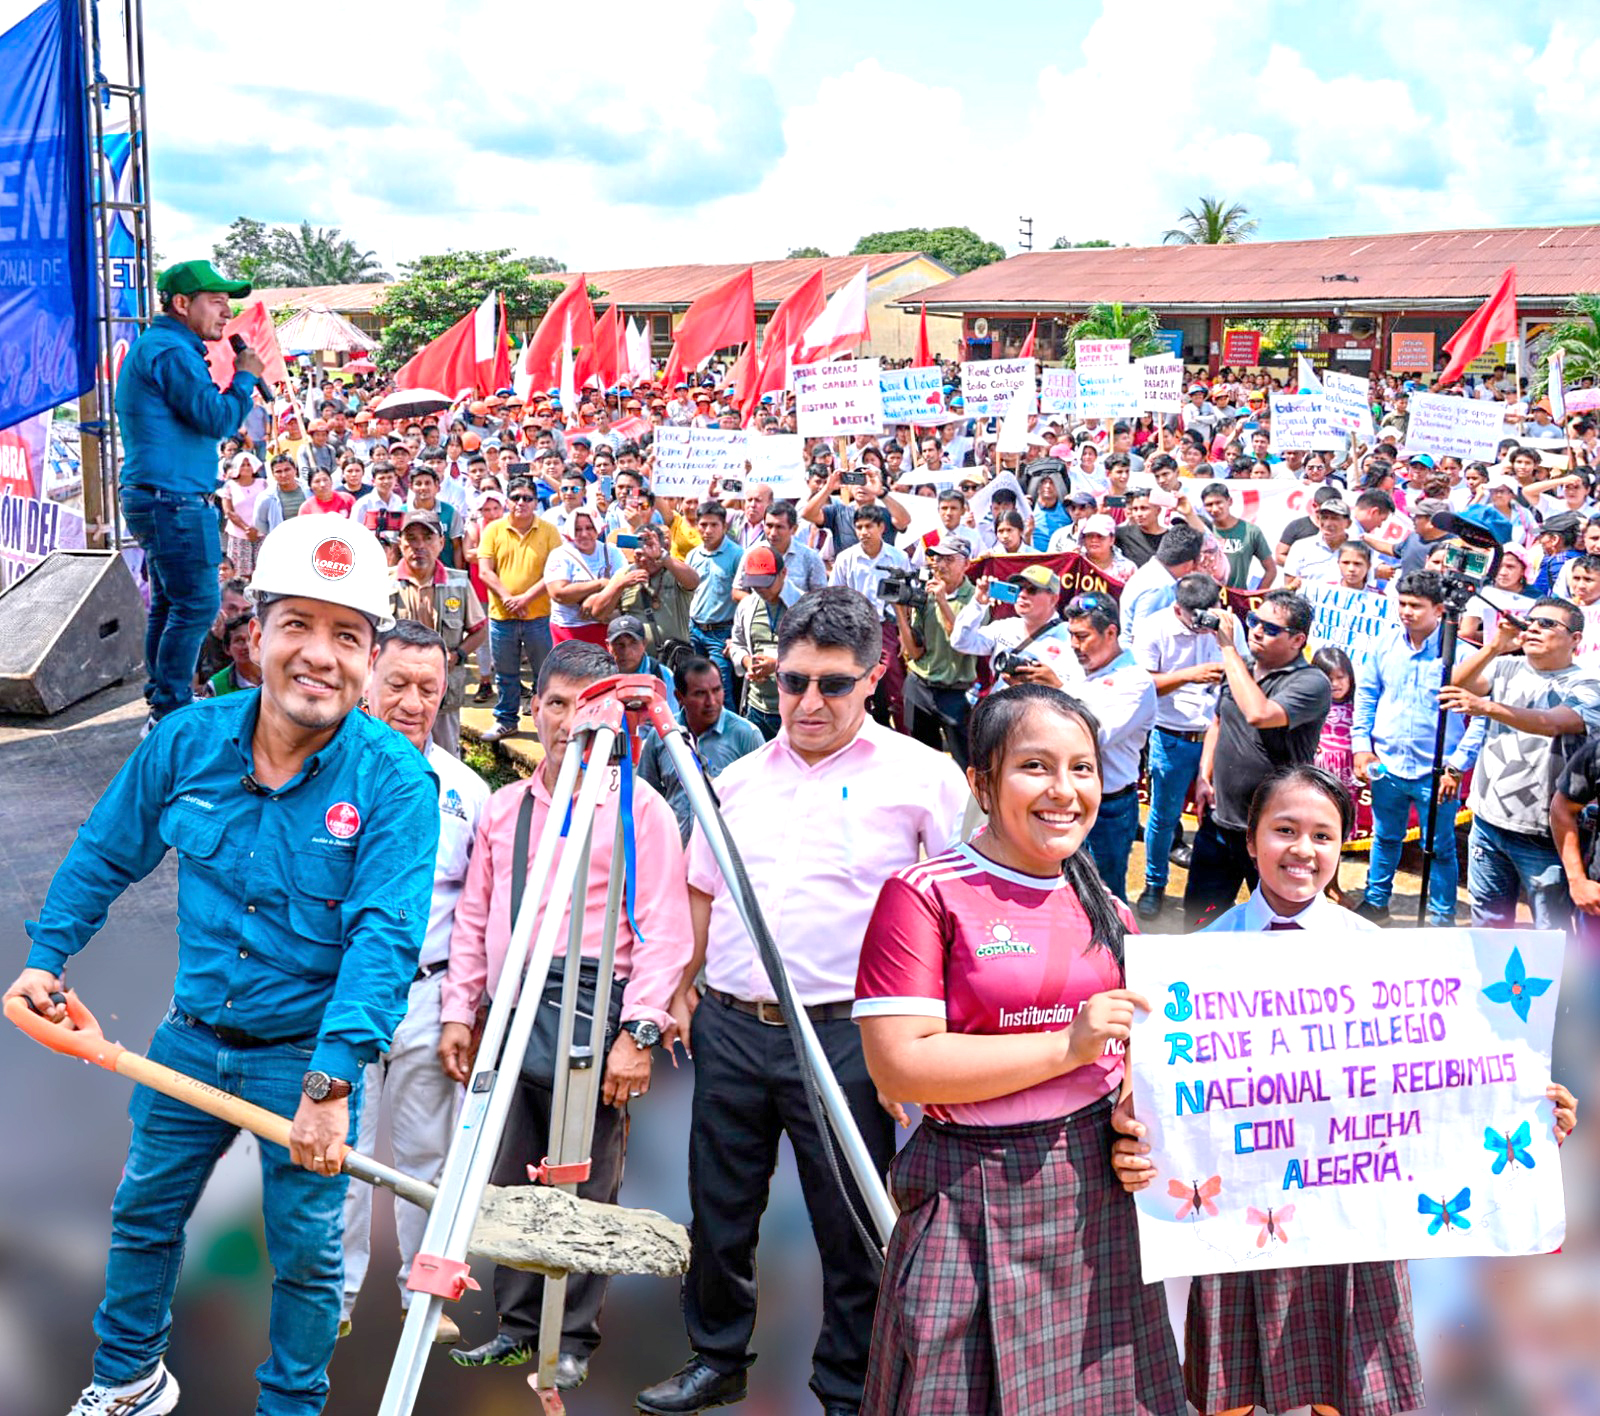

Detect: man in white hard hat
[6, 515, 441, 1416]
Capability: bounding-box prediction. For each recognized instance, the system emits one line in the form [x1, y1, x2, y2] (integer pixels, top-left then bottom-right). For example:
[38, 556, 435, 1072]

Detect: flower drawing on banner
[1482, 947, 1552, 1023]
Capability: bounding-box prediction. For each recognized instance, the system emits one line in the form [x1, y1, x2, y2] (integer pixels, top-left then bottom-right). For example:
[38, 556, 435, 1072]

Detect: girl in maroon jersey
[854, 683, 1186, 1415]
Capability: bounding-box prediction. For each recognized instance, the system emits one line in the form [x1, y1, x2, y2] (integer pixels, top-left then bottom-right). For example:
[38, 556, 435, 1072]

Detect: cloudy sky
[27, 0, 1600, 275]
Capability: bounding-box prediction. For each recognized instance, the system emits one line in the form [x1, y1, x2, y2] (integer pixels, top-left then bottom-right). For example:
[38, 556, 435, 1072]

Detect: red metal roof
[254, 282, 389, 313]
[585, 253, 942, 310]
[901, 226, 1600, 313]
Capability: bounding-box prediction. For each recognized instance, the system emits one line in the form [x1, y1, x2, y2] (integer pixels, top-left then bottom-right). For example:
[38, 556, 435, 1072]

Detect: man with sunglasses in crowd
[1183, 589, 1331, 928]
[638, 587, 967, 1416]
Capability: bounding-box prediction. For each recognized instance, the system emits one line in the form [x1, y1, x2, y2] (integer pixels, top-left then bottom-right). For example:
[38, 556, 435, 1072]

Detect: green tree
[1535, 293, 1600, 395]
[375, 250, 596, 371]
[269, 221, 389, 285]
[1050, 237, 1116, 249]
[1063, 302, 1163, 367]
[786, 245, 829, 259]
[1162, 196, 1260, 245]
[850, 226, 1005, 274]
[212, 217, 277, 283]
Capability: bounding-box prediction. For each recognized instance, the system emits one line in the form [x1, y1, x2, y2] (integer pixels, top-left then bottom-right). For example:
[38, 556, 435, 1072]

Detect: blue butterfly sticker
[1482, 947, 1552, 1023]
[1484, 1120, 1535, 1175]
[1417, 1188, 1472, 1235]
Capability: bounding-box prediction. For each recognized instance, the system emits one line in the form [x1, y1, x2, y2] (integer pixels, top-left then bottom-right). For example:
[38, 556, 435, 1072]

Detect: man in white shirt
[828, 504, 912, 730]
[1119, 523, 1204, 651]
[339, 623, 490, 1347]
[950, 562, 1084, 689]
[351, 461, 407, 536]
[1283, 499, 1359, 586]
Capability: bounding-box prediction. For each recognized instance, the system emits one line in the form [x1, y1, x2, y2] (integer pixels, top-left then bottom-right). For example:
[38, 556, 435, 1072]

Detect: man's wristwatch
[621, 1020, 661, 1051]
[302, 1070, 353, 1102]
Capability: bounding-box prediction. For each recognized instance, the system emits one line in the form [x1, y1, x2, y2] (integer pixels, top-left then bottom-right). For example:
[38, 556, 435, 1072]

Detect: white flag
[1296, 354, 1323, 395]
[997, 382, 1033, 455]
[559, 311, 577, 413]
[798, 264, 870, 361]
[626, 317, 653, 382]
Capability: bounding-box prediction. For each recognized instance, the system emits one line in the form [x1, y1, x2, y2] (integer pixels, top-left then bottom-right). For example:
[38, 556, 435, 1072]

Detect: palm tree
[1163, 196, 1259, 246]
[1535, 293, 1600, 396]
[269, 222, 389, 285]
[1064, 302, 1163, 367]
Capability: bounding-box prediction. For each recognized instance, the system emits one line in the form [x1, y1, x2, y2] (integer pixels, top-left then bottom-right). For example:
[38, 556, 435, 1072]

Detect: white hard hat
[247, 516, 396, 631]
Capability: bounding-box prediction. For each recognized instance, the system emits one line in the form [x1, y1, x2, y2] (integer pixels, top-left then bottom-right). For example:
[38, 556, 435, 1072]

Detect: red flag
[1439, 266, 1518, 387]
[724, 342, 753, 398]
[664, 267, 756, 387]
[914, 300, 932, 368]
[206, 300, 290, 392]
[740, 268, 827, 423]
[591, 304, 623, 390]
[521, 274, 596, 395]
[1019, 317, 1037, 360]
[395, 307, 478, 395]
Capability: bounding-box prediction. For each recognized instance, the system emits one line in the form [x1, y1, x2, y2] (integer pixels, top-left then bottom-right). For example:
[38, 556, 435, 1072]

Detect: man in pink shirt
[636, 588, 968, 1416]
[438, 640, 691, 1386]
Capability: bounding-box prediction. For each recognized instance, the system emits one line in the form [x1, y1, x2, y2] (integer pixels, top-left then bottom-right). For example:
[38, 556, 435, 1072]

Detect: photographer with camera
[801, 459, 911, 554]
[892, 532, 979, 766]
[830, 504, 913, 729]
[950, 563, 1084, 689]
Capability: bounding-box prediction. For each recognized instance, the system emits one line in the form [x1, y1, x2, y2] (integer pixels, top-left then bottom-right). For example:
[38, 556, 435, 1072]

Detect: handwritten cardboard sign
[1040, 368, 1077, 416]
[792, 358, 884, 436]
[879, 366, 945, 424]
[1322, 369, 1376, 438]
[1406, 393, 1508, 463]
[651, 426, 747, 497]
[1269, 392, 1345, 451]
[1302, 583, 1398, 671]
[1075, 339, 1130, 370]
[1139, 355, 1184, 412]
[1126, 927, 1566, 1282]
[961, 357, 1036, 418]
[1076, 365, 1141, 419]
[743, 432, 807, 498]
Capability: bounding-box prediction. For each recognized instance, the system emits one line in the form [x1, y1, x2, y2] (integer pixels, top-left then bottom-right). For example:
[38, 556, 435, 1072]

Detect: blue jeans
[94, 1007, 361, 1415]
[1143, 729, 1204, 891]
[120, 487, 221, 717]
[489, 616, 552, 729]
[1365, 770, 1459, 923]
[1467, 818, 1573, 932]
[1087, 786, 1141, 903]
[744, 706, 781, 740]
[691, 619, 736, 705]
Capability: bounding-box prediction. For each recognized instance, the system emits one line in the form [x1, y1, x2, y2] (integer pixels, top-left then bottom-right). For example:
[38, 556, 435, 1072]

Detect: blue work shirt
[115, 314, 258, 496]
[25, 692, 439, 1081]
[687, 537, 744, 625]
[639, 707, 764, 842]
[1351, 624, 1486, 780]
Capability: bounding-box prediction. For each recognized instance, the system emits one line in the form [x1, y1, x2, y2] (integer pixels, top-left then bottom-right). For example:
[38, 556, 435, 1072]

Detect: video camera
[1430, 512, 1503, 613]
[879, 567, 929, 610]
[1190, 608, 1222, 632]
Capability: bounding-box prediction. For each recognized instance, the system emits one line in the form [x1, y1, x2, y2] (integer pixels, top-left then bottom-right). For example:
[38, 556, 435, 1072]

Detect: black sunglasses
[775, 669, 874, 698]
[1246, 612, 1290, 637]
[507, 493, 536, 503]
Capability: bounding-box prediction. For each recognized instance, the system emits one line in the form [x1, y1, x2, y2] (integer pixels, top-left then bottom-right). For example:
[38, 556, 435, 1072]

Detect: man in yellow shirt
[477, 476, 563, 742]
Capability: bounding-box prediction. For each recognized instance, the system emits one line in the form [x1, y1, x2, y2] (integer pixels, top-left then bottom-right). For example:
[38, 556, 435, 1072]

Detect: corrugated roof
[254, 282, 390, 313]
[274, 306, 377, 353]
[901, 225, 1600, 312]
[585, 253, 943, 309]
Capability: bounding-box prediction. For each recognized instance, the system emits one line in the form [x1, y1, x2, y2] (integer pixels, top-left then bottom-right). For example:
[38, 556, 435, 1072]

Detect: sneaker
[1354, 899, 1391, 923]
[69, 1363, 179, 1414]
[1136, 886, 1164, 920]
[479, 722, 518, 744]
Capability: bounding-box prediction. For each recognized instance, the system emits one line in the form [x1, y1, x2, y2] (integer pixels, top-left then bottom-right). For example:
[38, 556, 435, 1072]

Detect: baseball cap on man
[400, 508, 443, 535]
[157, 259, 252, 299]
[1008, 564, 1062, 595]
[929, 532, 972, 559]
[740, 546, 781, 589]
[606, 614, 648, 644]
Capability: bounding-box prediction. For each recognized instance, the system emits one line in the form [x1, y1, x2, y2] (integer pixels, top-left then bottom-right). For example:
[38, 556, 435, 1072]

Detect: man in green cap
[116, 260, 272, 728]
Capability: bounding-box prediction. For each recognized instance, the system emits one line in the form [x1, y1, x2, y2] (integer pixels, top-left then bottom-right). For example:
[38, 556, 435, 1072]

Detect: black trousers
[489, 1072, 627, 1356]
[901, 673, 972, 769]
[684, 994, 894, 1407]
[1182, 813, 1258, 930]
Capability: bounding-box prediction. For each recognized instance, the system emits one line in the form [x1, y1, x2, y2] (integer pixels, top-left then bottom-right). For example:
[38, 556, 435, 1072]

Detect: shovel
[6, 991, 689, 1279]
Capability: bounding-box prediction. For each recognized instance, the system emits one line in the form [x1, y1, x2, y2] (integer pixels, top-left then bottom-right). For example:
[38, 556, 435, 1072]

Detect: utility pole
[1018, 216, 1033, 252]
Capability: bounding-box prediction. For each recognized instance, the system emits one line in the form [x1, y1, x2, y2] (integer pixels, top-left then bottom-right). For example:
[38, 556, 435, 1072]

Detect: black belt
[414, 960, 447, 984]
[125, 485, 216, 508]
[1154, 724, 1207, 743]
[693, 618, 735, 631]
[180, 1010, 312, 1051]
[707, 987, 855, 1027]
[1102, 783, 1139, 803]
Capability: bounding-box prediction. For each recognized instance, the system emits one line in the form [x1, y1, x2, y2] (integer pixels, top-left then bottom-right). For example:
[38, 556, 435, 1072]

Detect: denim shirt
[1351, 624, 1487, 778]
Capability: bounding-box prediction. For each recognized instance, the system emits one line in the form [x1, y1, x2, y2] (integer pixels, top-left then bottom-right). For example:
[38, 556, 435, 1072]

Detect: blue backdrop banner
[0, 0, 95, 427]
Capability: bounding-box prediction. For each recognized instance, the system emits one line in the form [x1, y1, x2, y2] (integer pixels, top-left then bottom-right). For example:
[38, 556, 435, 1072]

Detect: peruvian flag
[914, 300, 933, 368]
[795, 264, 870, 363]
[518, 274, 596, 397]
[395, 291, 505, 397]
[1439, 266, 1518, 387]
[663, 267, 756, 387]
[206, 299, 290, 392]
[739, 268, 827, 423]
[625, 316, 653, 382]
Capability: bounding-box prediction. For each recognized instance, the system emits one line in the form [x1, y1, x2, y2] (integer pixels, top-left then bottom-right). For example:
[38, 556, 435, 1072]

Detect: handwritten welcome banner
[792, 358, 884, 436]
[1126, 927, 1566, 1282]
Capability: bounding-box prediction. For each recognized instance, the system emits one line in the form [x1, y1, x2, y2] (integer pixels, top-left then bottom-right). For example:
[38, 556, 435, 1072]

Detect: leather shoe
[554, 1353, 589, 1389]
[1136, 886, 1164, 920]
[636, 1356, 749, 1413]
[450, 1332, 534, 1367]
[1354, 899, 1390, 923]
[1169, 844, 1193, 869]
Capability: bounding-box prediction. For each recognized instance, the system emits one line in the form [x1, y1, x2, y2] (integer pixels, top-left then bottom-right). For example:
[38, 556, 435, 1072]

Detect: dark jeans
[1086, 786, 1141, 904]
[489, 616, 552, 730]
[902, 673, 972, 767]
[683, 994, 894, 1408]
[1467, 818, 1573, 931]
[743, 705, 782, 740]
[121, 486, 221, 717]
[488, 1072, 626, 1356]
[1183, 814, 1259, 929]
[691, 619, 736, 706]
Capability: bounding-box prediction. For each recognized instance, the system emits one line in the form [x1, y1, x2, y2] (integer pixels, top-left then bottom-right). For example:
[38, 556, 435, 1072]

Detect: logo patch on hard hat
[312, 537, 355, 581]
[325, 801, 361, 839]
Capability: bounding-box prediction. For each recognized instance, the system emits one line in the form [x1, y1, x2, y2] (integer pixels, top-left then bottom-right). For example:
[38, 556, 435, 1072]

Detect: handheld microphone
[229, 334, 272, 395]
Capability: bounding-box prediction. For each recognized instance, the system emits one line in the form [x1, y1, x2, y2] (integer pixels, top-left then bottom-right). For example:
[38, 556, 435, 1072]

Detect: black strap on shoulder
[511, 786, 536, 922]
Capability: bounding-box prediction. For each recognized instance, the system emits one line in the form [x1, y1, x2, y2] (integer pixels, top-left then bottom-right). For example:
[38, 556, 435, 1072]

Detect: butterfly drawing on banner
[1169, 1175, 1222, 1220]
[1485, 1120, 1536, 1175]
[1417, 1187, 1473, 1235]
[1246, 1204, 1295, 1247]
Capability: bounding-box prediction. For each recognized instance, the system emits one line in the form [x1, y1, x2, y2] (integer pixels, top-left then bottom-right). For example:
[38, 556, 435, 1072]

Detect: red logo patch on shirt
[312, 537, 355, 581]
[325, 801, 361, 838]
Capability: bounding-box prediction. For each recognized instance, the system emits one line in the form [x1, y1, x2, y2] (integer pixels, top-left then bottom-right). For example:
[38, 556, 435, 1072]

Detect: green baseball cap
[157, 259, 252, 298]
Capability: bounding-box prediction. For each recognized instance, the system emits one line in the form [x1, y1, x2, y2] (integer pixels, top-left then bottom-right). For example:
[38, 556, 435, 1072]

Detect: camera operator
[950, 564, 1084, 689]
[892, 533, 979, 766]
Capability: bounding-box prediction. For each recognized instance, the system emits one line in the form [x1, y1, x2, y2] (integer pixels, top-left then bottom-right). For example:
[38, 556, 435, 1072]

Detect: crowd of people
[23, 260, 1591, 1416]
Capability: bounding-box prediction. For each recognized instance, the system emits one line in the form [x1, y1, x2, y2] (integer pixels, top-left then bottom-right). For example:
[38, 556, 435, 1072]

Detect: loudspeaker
[0, 550, 147, 715]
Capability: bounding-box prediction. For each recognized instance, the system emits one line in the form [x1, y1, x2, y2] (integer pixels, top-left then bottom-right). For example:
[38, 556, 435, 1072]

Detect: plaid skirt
[1185, 1261, 1425, 1416]
[861, 1095, 1186, 1416]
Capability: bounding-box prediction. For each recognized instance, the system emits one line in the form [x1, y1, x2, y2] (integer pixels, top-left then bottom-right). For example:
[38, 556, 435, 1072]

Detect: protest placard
[1322, 369, 1376, 438]
[1303, 584, 1398, 672]
[743, 432, 807, 498]
[651, 426, 747, 498]
[879, 366, 945, 424]
[1269, 392, 1345, 452]
[792, 358, 884, 436]
[1126, 926, 1566, 1283]
[1222, 329, 1262, 365]
[1075, 339, 1129, 369]
[1040, 368, 1077, 416]
[1390, 332, 1435, 371]
[1076, 365, 1141, 419]
[0, 412, 85, 590]
[961, 357, 1036, 418]
[1139, 355, 1184, 412]
[1405, 392, 1508, 463]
